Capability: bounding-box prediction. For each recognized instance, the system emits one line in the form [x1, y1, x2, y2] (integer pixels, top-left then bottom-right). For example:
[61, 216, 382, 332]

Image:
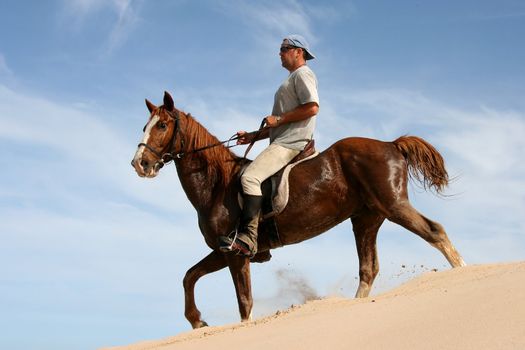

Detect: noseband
[137, 109, 239, 170]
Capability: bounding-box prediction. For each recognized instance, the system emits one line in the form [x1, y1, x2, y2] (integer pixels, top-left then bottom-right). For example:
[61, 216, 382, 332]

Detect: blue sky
[1, 1, 524, 349]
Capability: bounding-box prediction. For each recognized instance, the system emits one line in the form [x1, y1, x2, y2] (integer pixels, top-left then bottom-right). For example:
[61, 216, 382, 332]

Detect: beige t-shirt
[270, 65, 319, 150]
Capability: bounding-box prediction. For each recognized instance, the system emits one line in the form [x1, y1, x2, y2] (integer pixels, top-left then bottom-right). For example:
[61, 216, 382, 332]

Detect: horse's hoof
[198, 320, 209, 328]
[191, 320, 208, 329]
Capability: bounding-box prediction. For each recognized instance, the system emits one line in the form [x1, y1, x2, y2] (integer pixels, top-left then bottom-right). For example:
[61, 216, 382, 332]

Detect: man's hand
[236, 131, 254, 145]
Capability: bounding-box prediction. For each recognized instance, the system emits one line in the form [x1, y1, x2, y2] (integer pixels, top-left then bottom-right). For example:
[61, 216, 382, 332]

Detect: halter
[137, 109, 240, 170]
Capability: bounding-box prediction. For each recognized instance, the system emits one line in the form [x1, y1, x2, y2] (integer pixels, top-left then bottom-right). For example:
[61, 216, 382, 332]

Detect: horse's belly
[276, 169, 359, 245]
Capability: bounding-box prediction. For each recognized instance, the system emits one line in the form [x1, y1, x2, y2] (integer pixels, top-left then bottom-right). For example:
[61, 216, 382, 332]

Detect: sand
[101, 261, 525, 350]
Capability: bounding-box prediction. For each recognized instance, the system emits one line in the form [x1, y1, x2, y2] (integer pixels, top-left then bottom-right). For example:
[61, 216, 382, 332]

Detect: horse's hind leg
[352, 211, 385, 298]
[388, 202, 466, 268]
[183, 251, 227, 328]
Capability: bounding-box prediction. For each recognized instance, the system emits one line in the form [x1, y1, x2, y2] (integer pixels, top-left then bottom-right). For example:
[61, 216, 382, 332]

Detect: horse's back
[309, 137, 404, 176]
[291, 136, 404, 185]
[331, 136, 400, 156]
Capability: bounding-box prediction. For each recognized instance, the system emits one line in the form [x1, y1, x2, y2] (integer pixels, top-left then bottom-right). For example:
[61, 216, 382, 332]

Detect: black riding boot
[219, 194, 263, 258]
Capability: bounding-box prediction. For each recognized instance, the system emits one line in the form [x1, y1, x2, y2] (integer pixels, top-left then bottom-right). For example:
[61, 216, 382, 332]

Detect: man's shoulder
[293, 65, 315, 74]
[291, 65, 317, 86]
[291, 65, 316, 80]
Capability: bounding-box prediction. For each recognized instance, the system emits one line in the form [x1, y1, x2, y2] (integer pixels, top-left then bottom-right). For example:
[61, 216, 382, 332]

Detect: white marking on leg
[432, 240, 466, 268]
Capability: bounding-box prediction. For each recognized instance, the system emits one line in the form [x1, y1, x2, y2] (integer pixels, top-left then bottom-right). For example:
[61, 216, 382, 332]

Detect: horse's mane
[181, 111, 242, 186]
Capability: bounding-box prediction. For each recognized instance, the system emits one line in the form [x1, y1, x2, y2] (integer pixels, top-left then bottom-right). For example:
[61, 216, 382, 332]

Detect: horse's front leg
[226, 254, 253, 322]
[183, 250, 227, 328]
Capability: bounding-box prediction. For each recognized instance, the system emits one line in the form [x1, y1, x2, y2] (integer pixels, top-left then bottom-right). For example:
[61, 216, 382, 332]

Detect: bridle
[137, 108, 182, 169]
[137, 108, 240, 170]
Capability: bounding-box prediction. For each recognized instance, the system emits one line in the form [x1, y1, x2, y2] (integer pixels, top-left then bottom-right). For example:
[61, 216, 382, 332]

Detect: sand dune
[102, 262, 525, 350]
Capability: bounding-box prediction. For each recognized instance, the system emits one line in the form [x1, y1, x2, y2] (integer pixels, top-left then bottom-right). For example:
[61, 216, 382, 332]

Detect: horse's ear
[163, 91, 175, 112]
[145, 99, 156, 113]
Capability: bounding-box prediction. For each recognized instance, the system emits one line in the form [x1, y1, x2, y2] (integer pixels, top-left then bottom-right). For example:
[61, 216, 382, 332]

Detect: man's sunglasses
[280, 45, 299, 53]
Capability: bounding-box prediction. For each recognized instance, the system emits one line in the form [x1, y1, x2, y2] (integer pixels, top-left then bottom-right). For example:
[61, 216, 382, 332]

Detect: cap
[283, 34, 315, 60]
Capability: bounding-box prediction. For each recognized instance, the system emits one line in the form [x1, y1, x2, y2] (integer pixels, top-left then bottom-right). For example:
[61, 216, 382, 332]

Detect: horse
[131, 91, 466, 329]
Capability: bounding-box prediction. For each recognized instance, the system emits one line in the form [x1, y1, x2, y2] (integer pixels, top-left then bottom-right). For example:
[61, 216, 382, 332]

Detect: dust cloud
[253, 268, 320, 318]
[274, 268, 320, 303]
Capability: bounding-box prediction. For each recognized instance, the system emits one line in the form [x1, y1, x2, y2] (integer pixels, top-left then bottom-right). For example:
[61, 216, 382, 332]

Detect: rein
[138, 109, 241, 169]
[243, 118, 267, 159]
[173, 133, 241, 159]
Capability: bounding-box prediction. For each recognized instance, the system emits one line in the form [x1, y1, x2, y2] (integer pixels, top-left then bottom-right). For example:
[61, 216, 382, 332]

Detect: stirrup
[218, 229, 255, 258]
[218, 229, 238, 252]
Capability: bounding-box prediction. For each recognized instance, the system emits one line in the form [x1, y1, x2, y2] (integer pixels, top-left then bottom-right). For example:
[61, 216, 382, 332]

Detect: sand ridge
[101, 262, 525, 350]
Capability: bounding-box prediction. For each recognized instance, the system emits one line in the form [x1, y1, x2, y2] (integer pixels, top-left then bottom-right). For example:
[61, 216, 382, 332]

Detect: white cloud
[328, 88, 525, 176]
[59, 0, 141, 54]
[0, 84, 189, 214]
[215, 0, 355, 60]
[0, 84, 211, 344]
[62, 0, 106, 14]
[61, 0, 136, 17]
[436, 108, 525, 175]
[105, 0, 141, 53]
[219, 0, 315, 48]
[223, 0, 355, 41]
[304, 2, 356, 23]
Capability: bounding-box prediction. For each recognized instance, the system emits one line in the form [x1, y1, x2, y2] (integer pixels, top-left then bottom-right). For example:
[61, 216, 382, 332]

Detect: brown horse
[131, 91, 466, 329]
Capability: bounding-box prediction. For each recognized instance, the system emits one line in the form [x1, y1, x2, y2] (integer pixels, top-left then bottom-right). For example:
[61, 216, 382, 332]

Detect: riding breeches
[241, 143, 301, 196]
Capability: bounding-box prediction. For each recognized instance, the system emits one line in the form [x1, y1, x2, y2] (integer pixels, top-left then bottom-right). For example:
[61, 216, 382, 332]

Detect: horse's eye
[158, 122, 167, 130]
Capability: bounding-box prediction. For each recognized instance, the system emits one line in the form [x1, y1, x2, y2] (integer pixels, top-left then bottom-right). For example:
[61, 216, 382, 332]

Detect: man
[220, 34, 319, 257]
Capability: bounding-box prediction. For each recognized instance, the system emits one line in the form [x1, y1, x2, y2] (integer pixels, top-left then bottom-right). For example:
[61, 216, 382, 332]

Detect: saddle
[261, 139, 317, 219]
[239, 140, 319, 248]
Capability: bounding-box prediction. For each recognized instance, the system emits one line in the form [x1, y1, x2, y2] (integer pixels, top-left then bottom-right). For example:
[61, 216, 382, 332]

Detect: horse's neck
[174, 116, 238, 211]
[175, 158, 215, 210]
[175, 156, 237, 212]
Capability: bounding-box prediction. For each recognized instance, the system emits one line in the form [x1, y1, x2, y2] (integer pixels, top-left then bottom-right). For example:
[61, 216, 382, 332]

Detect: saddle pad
[263, 151, 319, 219]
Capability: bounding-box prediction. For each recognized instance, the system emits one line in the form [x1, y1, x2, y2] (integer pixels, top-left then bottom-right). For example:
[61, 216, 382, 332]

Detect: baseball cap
[283, 34, 315, 60]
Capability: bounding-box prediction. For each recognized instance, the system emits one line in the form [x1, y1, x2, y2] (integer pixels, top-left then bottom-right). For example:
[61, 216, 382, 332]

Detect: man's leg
[220, 144, 300, 257]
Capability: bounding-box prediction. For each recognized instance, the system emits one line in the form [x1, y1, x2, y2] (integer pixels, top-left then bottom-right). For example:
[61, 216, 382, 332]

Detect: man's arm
[265, 102, 319, 127]
[236, 101, 318, 144]
[236, 128, 269, 145]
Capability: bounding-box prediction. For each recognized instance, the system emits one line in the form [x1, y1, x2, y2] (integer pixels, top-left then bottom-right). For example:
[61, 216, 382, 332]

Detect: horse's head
[131, 91, 181, 178]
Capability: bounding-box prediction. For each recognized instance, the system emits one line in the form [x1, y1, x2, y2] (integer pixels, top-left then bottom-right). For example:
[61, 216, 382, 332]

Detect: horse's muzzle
[131, 155, 162, 178]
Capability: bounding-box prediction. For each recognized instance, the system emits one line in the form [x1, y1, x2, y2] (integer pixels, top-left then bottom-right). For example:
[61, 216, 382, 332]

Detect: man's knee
[241, 173, 262, 196]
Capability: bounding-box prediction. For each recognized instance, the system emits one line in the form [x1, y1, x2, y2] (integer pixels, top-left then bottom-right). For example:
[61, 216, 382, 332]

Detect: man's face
[279, 39, 302, 71]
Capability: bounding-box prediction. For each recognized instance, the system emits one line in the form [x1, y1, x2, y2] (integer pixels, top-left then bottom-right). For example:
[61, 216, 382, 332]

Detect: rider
[220, 34, 319, 257]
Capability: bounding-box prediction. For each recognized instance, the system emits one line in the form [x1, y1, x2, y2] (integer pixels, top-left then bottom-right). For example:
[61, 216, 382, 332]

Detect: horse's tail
[393, 135, 449, 194]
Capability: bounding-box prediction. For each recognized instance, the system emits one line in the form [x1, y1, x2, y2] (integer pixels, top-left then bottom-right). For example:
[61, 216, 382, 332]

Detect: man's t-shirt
[270, 65, 319, 151]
